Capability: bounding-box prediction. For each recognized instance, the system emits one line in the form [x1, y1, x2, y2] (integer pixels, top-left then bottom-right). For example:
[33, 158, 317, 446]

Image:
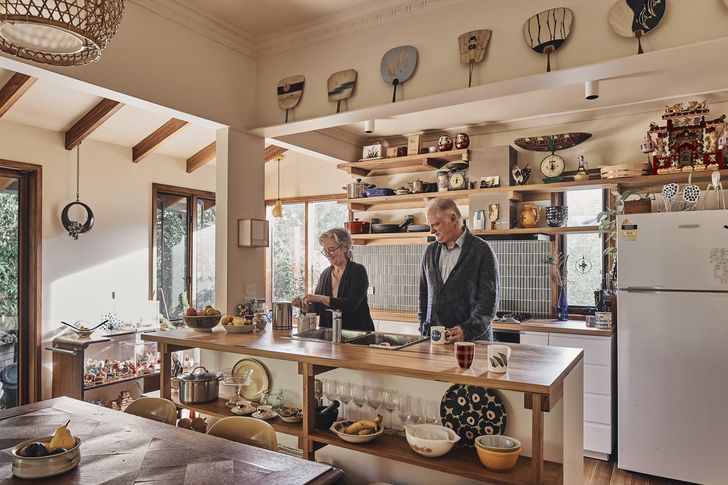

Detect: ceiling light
[585, 80, 599, 100]
[364, 119, 375, 134]
[272, 155, 284, 218]
[0, 0, 125, 66]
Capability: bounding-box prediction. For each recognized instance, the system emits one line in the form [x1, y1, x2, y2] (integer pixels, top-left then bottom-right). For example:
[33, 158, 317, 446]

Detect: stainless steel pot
[178, 366, 222, 404]
[343, 179, 371, 199]
[273, 301, 293, 330]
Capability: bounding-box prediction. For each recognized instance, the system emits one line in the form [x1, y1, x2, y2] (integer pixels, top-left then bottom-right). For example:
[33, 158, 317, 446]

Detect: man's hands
[445, 325, 464, 343]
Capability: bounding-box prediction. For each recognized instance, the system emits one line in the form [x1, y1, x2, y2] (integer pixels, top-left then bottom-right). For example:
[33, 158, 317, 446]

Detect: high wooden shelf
[337, 149, 468, 177]
[310, 429, 562, 485]
[350, 226, 598, 245]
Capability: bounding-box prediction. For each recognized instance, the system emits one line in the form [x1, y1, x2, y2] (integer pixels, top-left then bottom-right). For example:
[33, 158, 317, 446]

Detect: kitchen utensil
[545, 206, 568, 227]
[473, 210, 485, 230]
[260, 389, 285, 411]
[232, 359, 270, 401]
[682, 173, 701, 206]
[60, 320, 107, 338]
[371, 223, 401, 233]
[251, 407, 277, 421]
[475, 434, 521, 452]
[523, 7, 573, 72]
[272, 302, 292, 330]
[437, 171, 450, 192]
[364, 187, 395, 197]
[430, 326, 446, 345]
[519, 203, 541, 228]
[440, 385, 506, 447]
[703, 170, 726, 209]
[407, 224, 430, 233]
[405, 424, 461, 458]
[183, 314, 222, 332]
[394, 188, 410, 196]
[398, 215, 415, 231]
[278, 407, 303, 423]
[177, 366, 222, 404]
[315, 404, 339, 429]
[661, 182, 679, 212]
[343, 179, 371, 199]
[380, 45, 418, 103]
[487, 344, 511, 374]
[230, 402, 256, 415]
[445, 161, 469, 171]
[11, 436, 81, 479]
[475, 441, 520, 471]
[221, 368, 253, 407]
[344, 219, 370, 234]
[330, 420, 384, 443]
[455, 342, 475, 368]
[407, 179, 426, 193]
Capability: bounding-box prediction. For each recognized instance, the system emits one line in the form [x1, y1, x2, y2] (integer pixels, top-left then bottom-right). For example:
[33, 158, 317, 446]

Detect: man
[418, 197, 499, 342]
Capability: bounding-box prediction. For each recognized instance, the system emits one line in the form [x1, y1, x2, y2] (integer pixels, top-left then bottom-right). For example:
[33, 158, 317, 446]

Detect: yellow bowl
[475, 445, 521, 472]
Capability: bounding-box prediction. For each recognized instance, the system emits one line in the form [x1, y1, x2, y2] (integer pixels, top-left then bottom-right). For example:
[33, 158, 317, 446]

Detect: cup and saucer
[251, 405, 277, 421]
[230, 400, 256, 415]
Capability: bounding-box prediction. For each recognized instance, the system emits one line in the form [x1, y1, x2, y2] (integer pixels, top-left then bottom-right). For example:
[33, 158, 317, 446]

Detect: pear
[49, 421, 75, 451]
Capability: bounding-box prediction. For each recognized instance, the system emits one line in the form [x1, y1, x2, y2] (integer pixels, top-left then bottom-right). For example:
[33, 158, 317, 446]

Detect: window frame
[264, 193, 348, 300]
[150, 184, 216, 320]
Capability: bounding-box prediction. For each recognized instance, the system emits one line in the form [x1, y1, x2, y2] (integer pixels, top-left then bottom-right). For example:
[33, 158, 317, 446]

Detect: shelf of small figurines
[337, 148, 469, 177]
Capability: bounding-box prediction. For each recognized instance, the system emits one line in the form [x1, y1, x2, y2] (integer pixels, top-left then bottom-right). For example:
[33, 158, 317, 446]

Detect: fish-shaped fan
[523, 7, 574, 72]
[458, 29, 492, 87]
[380, 45, 418, 103]
[609, 0, 667, 54]
[277, 75, 305, 123]
[327, 69, 357, 113]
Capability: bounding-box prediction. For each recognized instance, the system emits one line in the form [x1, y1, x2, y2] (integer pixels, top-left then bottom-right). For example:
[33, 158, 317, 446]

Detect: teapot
[407, 179, 426, 193]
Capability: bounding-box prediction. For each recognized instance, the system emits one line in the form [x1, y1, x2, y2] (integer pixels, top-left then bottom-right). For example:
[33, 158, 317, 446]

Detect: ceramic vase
[557, 287, 569, 321]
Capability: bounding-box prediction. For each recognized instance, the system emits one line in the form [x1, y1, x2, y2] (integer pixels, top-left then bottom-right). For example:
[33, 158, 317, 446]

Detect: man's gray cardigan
[418, 230, 499, 341]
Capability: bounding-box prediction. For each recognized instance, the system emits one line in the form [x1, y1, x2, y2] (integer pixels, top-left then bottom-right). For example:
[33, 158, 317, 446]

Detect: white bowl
[405, 424, 460, 458]
[330, 420, 384, 444]
[475, 434, 521, 452]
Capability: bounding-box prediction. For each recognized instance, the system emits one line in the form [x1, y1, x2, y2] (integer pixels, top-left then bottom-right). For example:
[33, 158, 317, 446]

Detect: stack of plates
[600, 162, 650, 179]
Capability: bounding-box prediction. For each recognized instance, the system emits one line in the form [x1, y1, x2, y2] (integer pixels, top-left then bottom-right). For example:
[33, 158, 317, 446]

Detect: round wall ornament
[61, 146, 94, 240]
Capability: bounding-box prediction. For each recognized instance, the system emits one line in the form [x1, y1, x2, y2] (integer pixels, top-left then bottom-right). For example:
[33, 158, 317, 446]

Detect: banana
[345, 419, 378, 434]
[358, 428, 373, 435]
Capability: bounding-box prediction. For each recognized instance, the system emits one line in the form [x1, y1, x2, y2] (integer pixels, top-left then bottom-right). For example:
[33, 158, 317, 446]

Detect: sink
[346, 332, 429, 350]
[289, 328, 368, 343]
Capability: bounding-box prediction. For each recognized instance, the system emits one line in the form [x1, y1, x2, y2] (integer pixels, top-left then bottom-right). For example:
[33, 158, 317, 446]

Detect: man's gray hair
[319, 228, 354, 260]
[427, 197, 462, 220]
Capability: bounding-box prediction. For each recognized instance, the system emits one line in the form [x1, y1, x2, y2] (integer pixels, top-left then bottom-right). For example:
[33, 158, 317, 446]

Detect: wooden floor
[584, 458, 695, 485]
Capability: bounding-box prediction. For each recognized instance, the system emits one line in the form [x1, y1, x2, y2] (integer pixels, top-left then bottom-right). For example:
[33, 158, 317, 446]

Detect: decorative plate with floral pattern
[440, 384, 506, 447]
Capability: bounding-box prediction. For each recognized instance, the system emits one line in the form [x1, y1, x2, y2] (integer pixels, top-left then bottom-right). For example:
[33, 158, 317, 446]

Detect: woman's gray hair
[319, 228, 354, 260]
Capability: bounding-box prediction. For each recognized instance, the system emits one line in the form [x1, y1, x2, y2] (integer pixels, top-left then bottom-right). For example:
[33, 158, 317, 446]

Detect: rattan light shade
[0, 0, 125, 66]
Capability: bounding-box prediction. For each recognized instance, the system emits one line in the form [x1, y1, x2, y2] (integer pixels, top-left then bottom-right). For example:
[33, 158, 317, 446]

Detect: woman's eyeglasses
[320, 245, 341, 256]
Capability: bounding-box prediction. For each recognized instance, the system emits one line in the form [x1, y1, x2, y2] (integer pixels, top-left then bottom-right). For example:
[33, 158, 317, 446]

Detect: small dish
[11, 436, 81, 479]
[330, 420, 384, 444]
[230, 401, 256, 415]
[222, 324, 255, 334]
[251, 410, 277, 421]
[445, 161, 469, 171]
[278, 407, 303, 423]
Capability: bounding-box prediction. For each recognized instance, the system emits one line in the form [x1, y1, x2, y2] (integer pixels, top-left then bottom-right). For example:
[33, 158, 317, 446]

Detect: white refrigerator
[617, 210, 728, 484]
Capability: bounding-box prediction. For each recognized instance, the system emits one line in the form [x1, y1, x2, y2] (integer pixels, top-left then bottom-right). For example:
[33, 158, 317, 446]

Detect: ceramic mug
[487, 344, 511, 373]
[257, 405, 274, 417]
[430, 326, 446, 345]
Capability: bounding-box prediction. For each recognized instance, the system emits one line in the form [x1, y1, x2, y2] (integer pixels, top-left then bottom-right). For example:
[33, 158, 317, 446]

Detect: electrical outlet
[367, 286, 375, 295]
[244, 283, 257, 298]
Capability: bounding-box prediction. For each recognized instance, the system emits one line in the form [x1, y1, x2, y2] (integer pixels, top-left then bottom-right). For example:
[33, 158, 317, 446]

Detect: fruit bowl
[405, 424, 460, 458]
[330, 420, 384, 444]
[184, 315, 222, 332]
[221, 323, 255, 334]
[11, 436, 81, 479]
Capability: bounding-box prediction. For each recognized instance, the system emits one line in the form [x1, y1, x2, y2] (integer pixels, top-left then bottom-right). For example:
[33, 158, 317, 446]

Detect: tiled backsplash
[354, 239, 551, 318]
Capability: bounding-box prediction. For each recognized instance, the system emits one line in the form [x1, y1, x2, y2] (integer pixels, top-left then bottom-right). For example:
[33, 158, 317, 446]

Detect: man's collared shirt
[439, 230, 466, 283]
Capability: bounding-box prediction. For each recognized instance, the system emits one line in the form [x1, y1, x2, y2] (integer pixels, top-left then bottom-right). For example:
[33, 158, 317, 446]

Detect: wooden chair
[207, 417, 278, 451]
[124, 397, 177, 425]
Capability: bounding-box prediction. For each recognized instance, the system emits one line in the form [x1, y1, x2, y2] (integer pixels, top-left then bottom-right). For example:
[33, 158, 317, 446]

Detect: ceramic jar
[437, 135, 453, 151]
[519, 203, 541, 228]
[455, 133, 470, 149]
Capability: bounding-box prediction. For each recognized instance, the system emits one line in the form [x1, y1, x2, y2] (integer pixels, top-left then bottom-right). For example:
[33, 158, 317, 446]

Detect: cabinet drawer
[520, 332, 548, 346]
[584, 393, 612, 425]
[584, 364, 612, 395]
[584, 422, 612, 454]
[549, 335, 612, 366]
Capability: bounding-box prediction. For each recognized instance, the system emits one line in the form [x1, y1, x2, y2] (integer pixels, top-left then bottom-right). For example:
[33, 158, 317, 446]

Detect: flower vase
[557, 286, 569, 321]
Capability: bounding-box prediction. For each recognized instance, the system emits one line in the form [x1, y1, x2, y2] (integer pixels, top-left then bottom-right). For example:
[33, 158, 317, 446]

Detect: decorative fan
[609, 0, 667, 54]
[523, 7, 574, 72]
[380, 45, 418, 103]
[458, 29, 492, 87]
[277, 75, 305, 123]
[61, 146, 94, 240]
[327, 69, 357, 113]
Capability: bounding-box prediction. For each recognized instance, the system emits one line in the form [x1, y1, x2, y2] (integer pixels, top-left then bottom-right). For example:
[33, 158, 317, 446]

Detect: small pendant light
[272, 155, 283, 217]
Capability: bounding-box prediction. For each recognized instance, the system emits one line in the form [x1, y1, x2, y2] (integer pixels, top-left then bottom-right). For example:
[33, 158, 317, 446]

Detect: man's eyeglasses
[320, 245, 341, 256]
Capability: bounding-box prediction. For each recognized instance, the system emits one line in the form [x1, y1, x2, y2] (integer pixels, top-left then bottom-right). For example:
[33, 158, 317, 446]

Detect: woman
[293, 228, 374, 331]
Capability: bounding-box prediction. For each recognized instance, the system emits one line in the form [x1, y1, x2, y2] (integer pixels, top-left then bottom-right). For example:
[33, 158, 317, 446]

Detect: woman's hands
[292, 297, 311, 313]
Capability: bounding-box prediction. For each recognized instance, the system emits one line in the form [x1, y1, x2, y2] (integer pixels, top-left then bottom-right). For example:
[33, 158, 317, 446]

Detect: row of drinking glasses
[322, 380, 441, 431]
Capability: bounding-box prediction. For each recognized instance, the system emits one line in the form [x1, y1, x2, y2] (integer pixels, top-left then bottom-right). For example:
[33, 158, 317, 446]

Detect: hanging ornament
[61, 145, 94, 240]
[575, 256, 593, 275]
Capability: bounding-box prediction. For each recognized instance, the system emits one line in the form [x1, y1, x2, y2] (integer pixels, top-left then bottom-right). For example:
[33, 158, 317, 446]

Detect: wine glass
[352, 384, 366, 420]
[407, 397, 423, 425]
[365, 386, 383, 414]
[397, 395, 411, 435]
[220, 368, 253, 407]
[382, 389, 399, 432]
[336, 381, 352, 420]
[426, 400, 440, 425]
[323, 380, 338, 406]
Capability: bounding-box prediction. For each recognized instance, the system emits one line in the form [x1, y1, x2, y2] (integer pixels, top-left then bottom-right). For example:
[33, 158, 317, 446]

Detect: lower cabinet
[522, 331, 616, 461]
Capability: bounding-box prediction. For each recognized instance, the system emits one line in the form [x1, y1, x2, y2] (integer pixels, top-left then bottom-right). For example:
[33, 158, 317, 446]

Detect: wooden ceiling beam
[264, 145, 287, 162]
[186, 141, 216, 173]
[65, 98, 123, 150]
[132, 118, 188, 163]
[0, 73, 36, 118]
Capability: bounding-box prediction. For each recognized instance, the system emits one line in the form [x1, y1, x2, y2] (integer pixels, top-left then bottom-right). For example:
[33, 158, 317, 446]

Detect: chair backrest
[207, 416, 278, 451]
[124, 397, 177, 425]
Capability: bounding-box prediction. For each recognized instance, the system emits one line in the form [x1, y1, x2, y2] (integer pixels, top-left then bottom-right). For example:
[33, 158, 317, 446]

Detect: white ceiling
[0, 67, 217, 161]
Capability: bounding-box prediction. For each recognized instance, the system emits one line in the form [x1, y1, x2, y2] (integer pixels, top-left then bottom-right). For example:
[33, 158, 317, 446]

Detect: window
[563, 189, 605, 308]
[265, 197, 348, 304]
[153, 185, 215, 323]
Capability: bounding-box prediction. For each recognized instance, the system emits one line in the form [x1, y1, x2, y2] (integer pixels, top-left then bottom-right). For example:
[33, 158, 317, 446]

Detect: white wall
[264, 150, 351, 199]
[254, 0, 728, 127]
[0, 118, 215, 399]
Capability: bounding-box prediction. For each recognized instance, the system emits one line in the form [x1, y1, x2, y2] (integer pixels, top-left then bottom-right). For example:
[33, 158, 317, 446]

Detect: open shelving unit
[337, 149, 468, 177]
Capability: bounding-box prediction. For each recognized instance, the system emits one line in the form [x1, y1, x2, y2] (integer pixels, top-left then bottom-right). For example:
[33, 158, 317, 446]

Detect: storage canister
[437, 171, 449, 192]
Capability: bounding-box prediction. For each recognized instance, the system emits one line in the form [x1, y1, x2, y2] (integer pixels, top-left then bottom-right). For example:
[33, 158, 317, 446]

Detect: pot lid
[179, 366, 220, 382]
[0, 363, 17, 385]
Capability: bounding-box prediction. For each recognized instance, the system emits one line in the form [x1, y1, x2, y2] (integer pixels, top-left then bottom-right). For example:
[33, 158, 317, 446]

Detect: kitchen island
[143, 328, 583, 484]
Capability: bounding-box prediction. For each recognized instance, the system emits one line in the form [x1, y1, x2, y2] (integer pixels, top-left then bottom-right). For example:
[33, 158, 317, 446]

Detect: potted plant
[596, 191, 653, 257]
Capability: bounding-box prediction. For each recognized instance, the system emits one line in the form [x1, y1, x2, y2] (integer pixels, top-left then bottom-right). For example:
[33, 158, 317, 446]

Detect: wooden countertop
[0, 397, 342, 484]
[143, 328, 582, 397]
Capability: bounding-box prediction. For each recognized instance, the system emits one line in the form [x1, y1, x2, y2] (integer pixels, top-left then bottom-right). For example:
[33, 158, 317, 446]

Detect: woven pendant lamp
[0, 0, 125, 66]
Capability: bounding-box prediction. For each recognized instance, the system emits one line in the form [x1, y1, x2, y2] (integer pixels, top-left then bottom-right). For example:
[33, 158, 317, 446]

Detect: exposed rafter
[0, 73, 36, 118]
[65, 98, 123, 150]
[186, 141, 216, 173]
[264, 145, 287, 162]
[132, 118, 188, 163]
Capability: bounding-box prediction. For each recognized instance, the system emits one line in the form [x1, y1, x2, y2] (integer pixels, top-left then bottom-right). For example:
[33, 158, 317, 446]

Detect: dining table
[0, 397, 343, 484]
